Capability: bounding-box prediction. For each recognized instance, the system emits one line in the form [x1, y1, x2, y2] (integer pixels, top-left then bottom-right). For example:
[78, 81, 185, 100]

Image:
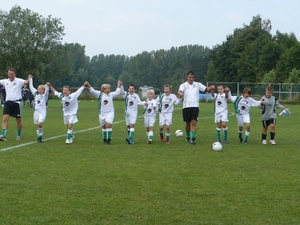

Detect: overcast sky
[1, 0, 300, 58]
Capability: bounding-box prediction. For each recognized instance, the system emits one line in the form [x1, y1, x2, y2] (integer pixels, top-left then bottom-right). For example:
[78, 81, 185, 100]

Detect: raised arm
[28, 74, 37, 94]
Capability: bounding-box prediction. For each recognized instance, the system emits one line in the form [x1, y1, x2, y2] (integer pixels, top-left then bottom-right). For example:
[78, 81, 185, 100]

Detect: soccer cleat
[16, 136, 22, 141]
[189, 138, 196, 145]
[103, 139, 107, 144]
[224, 138, 229, 144]
[270, 140, 276, 145]
[186, 137, 190, 143]
[160, 135, 165, 142]
[37, 137, 43, 143]
[147, 139, 152, 144]
[106, 139, 111, 145]
[239, 138, 243, 143]
[217, 139, 221, 143]
[262, 139, 267, 145]
[242, 140, 247, 145]
[165, 140, 170, 144]
[65, 139, 73, 144]
[71, 135, 75, 141]
[0, 135, 7, 141]
[126, 138, 134, 144]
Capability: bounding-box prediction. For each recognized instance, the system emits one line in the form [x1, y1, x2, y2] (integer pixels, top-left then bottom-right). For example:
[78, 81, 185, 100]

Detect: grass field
[0, 99, 299, 225]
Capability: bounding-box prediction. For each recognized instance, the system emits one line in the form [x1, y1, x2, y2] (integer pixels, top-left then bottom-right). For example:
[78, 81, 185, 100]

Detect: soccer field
[0, 100, 299, 224]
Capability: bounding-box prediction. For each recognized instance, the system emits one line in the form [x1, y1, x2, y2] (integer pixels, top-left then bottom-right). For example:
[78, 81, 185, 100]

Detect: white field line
[0, 109, 235, 152]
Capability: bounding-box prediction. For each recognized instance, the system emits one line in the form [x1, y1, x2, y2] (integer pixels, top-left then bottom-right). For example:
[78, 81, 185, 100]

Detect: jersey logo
[129, 101, 134, 106]
[104, 100, 108, 105]
[164, 104, 169, 108]
[241, 105, 245, 110]
[217, 101, 222, 105]
[65, 102, 70, 107]
[147, 108, 152, 113]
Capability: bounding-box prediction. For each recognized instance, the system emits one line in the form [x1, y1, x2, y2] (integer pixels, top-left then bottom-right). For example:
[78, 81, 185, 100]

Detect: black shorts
[262, 118, 276, 128]
[3, 101, 22, 118]
[182, 107, 199, 122]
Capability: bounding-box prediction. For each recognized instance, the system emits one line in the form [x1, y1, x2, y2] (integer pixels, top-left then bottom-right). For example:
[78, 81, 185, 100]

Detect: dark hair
[243, 87, 251, 95]
[187, 71, 194, 76]
[128, 83, 136, 89]
[8, 68, 16, 73]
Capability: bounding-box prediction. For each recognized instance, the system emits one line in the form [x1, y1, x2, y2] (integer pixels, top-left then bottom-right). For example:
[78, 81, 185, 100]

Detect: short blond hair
[37, 85, 46, 90]
[146, 89, 155, 95]
[101, 84, 110, 92]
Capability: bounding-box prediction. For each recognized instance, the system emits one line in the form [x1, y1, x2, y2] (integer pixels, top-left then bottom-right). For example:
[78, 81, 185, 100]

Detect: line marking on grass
[0, 110, 235, 152]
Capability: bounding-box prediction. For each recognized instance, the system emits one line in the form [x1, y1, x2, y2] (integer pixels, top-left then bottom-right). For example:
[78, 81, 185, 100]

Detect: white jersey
[229, 93, 261, 115]
[143, 98, 157, 117]
[212, 93, 228, 113]
[156, 93, 181, 114]
[122, 92, 143, 117]
[89, 87, 122, 115]
[0, 78, 25, 101]
[179, 81, 206, 108]
[54, 86, 84, 116]
[28, 78, 49, 115]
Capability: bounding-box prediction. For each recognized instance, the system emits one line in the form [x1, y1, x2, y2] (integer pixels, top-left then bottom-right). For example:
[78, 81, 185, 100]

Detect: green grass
[0, 100, 299, 225]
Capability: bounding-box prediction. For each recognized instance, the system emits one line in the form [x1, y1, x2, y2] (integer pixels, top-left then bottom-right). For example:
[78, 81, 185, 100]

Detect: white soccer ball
[175, 130, 183, 137]
[212, 142, 222, 151]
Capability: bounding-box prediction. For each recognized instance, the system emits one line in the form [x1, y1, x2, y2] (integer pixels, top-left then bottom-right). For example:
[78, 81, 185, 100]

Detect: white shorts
[99, 112, 114, 126]
[33, 111, 46, 124]
[159, 113, 173, 126]
[215, 110, 228, 123]
[236, 113, 250, 126]
[64, 114, 78, 125]
[125, 115, 137, 125]
[144, 116, 156, 127]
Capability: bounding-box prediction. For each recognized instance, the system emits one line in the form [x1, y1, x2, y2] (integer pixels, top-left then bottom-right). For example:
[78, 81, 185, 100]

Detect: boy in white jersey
[143, 89, 157, 144]
[50, 83, 85, 144]
[211, 85, 229, 143]
[260, 86, 286, 145]
[228, 87, 264, 144]
[122, 83, 144, 144]
[85, 80, 123, 145]
[156, 85, 182, 144]
[28, 75, 50, 143]
[0, 68, 29, 141]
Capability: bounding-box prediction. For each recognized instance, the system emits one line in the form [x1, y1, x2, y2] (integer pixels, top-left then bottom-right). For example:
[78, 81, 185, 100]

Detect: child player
[85, 80, 123, 145]
[260, 86, 287, 145]
[28, 75, 50, 143]
[227, 87, 264, 144]
[50, 83, 85, 144]
[156, 85, 182, 144]
[122, 83, 144, 144]
[211, 85, 229, 143]
[142, 89, 157, 144]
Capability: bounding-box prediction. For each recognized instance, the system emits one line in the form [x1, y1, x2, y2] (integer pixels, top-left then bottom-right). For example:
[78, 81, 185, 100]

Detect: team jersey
[179, 81, 207, 108]
[0, 78, 25, 101]
[28, 78, 49, 115]
[212, 93, 228, 113]
[260, 95, 285, 120]
[143, 98, 157, 117]
[54, 86, 85, 116]
[122, 92, 143, 117]
[89, 87, 122, 114]
[229, 94, 261, 115]
[156, 93, 181, 114]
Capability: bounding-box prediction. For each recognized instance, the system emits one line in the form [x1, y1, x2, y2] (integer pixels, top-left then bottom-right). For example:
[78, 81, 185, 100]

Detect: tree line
[1, 6, 299, 91]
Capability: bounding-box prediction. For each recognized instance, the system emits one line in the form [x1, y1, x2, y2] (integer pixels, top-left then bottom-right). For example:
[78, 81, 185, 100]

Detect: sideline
[0, 111, 235, 152]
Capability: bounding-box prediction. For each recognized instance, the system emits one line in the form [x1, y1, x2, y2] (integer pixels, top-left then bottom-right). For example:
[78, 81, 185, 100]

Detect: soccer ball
[212, 142, 222, 151]
[175, 130, 183, 137]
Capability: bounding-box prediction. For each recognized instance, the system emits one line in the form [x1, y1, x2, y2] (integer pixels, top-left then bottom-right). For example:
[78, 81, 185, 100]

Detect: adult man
[178, 71, 214, 145]
[0, 68, 29, 141]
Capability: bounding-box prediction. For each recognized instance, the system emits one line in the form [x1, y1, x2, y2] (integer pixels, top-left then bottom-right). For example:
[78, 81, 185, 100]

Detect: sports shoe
[65, 139, 73, 144]
[71, 135, 75, 141]
[126, 138, 134, 144]
[270, 140, 276, 145]
[242, 140, 247, 145]
[160, 135, 165, 142]
[106, 139, 111, 145]
[262, 139, 267, 145]
[0, 135, 7, 141]
[186, 137, 190, 143]
[16, 136, 22, 141]
[165, 140, 170, 144]
[103, 139, 107, 144]
[147, 139, 152, 144]
[217, 139, 221, 143]
[224, 138, 229, 144]
[37, 137, 43, 143]
[189, 138, 196, 145]
[239, 138, 243, 143]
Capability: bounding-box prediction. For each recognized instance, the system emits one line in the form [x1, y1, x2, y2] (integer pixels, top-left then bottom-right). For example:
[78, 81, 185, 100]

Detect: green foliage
[285, 68, 300, 83]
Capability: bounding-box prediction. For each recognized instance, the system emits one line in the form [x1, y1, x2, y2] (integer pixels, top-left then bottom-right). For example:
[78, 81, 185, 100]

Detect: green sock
[129, 131, 134, 140]
[102, 131, 107, 140]
[216, 129, 221, 140]
[186, 131, 190, 139]
[17, 129, 21, 136]
[191, 132, 196, 139]
[224, 129, 228, 139]
[2, 129, 7, 136]
[108, 130, 112, 139]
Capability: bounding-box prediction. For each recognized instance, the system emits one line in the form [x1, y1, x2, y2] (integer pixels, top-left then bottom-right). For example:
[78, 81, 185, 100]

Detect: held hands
[84, 81, 91, 88]
[28, 74, 33, 79]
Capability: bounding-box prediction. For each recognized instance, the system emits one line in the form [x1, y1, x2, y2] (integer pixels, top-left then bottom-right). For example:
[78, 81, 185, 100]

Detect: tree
[0, 5, 65, 79]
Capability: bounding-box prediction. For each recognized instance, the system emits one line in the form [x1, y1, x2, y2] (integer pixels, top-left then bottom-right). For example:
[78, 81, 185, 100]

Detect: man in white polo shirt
[0, 68, 29, 141]
[178, 71, 214, 145]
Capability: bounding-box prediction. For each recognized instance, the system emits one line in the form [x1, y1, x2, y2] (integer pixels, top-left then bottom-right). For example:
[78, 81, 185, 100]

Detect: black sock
[270, 132, 275, 140]
[262, 134, 267, 140]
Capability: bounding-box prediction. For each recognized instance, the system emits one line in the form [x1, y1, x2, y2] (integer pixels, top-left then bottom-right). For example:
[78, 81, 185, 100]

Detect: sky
[1, 0, 300, 58]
